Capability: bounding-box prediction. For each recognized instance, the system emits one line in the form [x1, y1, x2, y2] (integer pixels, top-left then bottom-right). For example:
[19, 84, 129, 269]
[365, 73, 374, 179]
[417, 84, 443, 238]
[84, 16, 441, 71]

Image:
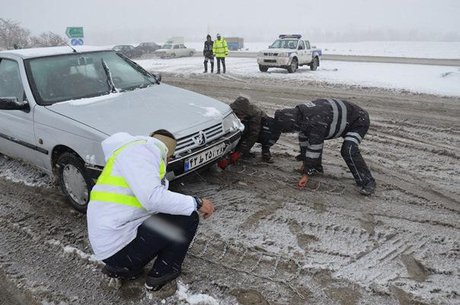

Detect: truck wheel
[259, 65, 268, 72]
[287, 58, 298, 73]
[57, 152, 93, 213]
[310, 57, 319, 71]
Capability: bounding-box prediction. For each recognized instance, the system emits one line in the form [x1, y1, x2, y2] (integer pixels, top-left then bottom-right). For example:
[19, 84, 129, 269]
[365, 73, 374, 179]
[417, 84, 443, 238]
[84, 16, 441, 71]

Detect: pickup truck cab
[0, 46, 243, 212]
[257, 34, 322, 73]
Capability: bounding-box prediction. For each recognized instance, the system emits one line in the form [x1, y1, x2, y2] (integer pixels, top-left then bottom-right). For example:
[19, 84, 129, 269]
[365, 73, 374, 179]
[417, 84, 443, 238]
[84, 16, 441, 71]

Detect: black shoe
[145, 270, 181, 291]
[102, 265, 143, 280]
[203, 71, 207, 73]
[360, 180, 376, 196]
[262, 150, 273, 163]
[241, 152, 256, 159]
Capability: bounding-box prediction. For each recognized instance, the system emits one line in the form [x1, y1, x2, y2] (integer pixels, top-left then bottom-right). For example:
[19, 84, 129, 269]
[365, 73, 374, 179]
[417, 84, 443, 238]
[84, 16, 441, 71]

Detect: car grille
[264, 59, 277, 63]
[264, 52, 279, 56]
[176, 123, 224, 152]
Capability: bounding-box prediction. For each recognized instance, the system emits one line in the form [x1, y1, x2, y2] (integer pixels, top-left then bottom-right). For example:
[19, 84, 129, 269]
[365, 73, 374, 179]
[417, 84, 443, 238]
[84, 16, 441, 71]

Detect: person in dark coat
[274, 98, 376, 195]
[227, 96, 280, 164]
[203, 34, 214, 73]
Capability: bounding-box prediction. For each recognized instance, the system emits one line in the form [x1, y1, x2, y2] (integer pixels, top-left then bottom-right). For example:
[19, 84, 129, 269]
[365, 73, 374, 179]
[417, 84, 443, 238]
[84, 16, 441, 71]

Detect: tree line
[0, 18, 66, 50]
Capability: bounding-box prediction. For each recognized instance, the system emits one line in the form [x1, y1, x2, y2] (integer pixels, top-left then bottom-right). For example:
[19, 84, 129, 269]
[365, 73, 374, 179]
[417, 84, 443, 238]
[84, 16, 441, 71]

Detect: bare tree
[31, 32, 67, 47]
[0, 18, 31, 49]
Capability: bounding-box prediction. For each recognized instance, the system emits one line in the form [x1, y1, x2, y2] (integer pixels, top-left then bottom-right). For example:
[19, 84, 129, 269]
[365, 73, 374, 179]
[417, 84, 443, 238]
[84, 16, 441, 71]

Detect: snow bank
[136, 57, 460, 97]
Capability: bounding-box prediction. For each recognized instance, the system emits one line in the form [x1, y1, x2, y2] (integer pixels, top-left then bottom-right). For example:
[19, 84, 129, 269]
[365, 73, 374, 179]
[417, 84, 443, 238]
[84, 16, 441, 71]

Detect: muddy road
[0, 74, 459, 305]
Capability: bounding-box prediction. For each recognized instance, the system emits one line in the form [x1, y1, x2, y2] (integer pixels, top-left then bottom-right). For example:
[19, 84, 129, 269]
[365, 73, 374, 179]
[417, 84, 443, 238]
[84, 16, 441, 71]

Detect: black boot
[210, 62, 214, 73]
[262, 147, 273, 163]
[203, 61, 207, 73]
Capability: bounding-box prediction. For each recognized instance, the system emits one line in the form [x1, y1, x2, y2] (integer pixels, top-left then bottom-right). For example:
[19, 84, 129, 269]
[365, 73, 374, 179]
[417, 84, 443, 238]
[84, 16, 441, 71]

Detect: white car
[257, 34, 322, 73]
[0, 46, 243, 212]
[154, 43, 195, 58]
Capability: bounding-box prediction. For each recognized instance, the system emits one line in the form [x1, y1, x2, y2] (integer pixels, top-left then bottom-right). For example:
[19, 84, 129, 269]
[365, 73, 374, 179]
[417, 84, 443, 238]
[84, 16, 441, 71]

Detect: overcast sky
[2, 0, 460, 44]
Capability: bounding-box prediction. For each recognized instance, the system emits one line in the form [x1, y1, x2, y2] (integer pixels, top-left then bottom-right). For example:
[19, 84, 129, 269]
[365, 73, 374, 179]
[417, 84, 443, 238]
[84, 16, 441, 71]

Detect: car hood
[45, 84, 231, 138]
[261, 48, 295, 54]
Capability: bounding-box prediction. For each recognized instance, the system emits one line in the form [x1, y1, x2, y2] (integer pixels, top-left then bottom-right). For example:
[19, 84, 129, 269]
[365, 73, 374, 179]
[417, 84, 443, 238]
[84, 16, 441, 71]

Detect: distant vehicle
[154, 38, 195, 58]
[134, 42, 161, 56]
[226, 37, 244, 51]
[112, 45, 142, 59]
[257, 34, 322, 73]
[0, 46, 244, 212]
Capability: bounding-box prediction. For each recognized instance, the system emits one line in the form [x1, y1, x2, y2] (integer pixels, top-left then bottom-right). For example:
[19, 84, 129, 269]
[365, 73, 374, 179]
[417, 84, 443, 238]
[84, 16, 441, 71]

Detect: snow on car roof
[0, 46, 111, 59]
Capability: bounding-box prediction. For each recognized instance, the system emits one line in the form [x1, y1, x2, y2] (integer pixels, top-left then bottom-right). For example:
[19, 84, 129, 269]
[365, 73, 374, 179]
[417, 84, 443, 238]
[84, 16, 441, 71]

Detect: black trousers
[258, 117, 281, 153]
[216, 57, 226, 73]
[341, 109, 375, 187]
[204, 56, 214, 72]
[103, 212, 199, 277]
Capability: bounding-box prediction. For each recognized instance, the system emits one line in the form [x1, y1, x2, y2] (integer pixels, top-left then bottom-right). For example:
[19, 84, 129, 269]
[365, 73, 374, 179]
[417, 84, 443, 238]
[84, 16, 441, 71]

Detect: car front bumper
[257, 56, 291, 67]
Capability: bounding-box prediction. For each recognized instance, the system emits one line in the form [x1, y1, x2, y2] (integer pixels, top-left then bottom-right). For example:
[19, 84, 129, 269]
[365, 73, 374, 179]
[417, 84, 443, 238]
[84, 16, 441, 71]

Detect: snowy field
[136, 57, 460, 97]
[185, 41, 460, 59]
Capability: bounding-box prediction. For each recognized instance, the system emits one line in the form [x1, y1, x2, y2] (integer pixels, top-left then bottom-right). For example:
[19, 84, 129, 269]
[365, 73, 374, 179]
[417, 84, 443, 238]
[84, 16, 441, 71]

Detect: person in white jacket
[87, 129, 214, 291]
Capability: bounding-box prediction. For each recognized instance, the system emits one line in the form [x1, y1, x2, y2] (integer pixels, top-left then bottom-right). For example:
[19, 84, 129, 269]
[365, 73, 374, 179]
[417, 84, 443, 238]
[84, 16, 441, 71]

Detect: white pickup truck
[257, 34, 322, 73]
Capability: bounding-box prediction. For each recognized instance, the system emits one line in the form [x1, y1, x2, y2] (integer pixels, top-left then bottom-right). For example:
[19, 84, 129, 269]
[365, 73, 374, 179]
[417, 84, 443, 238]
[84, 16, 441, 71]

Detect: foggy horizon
[2, 0, 459, 45]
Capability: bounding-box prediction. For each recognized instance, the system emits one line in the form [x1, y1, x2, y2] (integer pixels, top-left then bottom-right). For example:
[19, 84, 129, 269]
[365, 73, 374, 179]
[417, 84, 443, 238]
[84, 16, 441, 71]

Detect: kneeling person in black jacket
[275, 99, 376, 195]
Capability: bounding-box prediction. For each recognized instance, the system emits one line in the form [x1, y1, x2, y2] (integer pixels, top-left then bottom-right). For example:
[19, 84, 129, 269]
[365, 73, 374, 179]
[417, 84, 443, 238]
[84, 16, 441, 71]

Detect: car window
[0, 58, 25, 102]
[270, 39, 299, 49]
[298, 40, 305, 50]
[163, 44, 172, 49]
[26, 51, 155, 105]
[173, 45, 180, 49]
[305, 41, 311, 49]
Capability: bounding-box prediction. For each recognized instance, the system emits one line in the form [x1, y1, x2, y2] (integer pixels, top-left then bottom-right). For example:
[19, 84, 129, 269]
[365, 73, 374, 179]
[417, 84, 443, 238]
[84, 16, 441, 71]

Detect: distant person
[274, 99, 376, 195]
[87, 130, 214, 291]
[203, 34, 214, 73]
[212, 33, 228, 74]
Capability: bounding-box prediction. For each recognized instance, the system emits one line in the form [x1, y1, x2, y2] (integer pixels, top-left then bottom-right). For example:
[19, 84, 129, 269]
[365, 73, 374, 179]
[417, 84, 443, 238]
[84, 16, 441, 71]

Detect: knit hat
[150, 129, 177, 158]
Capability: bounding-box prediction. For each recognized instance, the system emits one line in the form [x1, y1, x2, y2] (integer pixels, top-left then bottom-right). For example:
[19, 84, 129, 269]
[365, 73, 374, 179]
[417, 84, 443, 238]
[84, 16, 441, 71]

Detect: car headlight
[223, 113, 244, 133]
[278, 52, 289, 57]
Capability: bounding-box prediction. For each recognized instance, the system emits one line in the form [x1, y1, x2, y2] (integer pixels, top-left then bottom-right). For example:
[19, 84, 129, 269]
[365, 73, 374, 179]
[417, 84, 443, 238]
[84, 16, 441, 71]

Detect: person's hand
[199, 198, 214, 219]
[229, 151, 241, 164]
[297, 174, 309, 189]
[217, 158, 229, 170]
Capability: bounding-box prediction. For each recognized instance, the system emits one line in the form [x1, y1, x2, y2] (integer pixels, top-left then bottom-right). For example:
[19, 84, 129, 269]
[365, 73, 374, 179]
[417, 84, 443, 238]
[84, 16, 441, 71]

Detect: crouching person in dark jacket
[275, 99, 376, 195]
[223, 96, 280, 166]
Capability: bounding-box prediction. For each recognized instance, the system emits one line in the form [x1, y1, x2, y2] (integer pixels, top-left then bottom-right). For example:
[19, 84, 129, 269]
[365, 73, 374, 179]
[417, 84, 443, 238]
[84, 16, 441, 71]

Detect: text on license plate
[184, 143, 226, 172]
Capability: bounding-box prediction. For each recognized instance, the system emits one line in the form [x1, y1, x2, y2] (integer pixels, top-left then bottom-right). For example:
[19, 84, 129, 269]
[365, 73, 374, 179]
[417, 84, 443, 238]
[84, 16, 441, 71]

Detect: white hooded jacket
[87, 132, 196, 260]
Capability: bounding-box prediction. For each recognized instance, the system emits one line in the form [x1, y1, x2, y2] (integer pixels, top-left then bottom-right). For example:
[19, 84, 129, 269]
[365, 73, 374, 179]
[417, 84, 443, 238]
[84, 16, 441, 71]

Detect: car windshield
[26, 51, 156, 105]
[269, 39, 299, 49]
[162, 44, 173, 49]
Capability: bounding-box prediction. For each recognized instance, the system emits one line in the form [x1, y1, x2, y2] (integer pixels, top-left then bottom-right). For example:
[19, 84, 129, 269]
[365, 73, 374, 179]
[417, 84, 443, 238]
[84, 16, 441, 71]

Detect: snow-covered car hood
[45, 84, 231, 138]
[260, 48, 296, 54]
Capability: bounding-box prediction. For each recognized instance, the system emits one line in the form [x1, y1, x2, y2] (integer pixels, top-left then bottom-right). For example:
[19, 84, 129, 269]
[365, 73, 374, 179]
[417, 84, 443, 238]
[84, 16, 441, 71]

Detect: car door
[0, 57, 42, 165]
[297, 40, 308, 64]
[304, 40, 313, 63]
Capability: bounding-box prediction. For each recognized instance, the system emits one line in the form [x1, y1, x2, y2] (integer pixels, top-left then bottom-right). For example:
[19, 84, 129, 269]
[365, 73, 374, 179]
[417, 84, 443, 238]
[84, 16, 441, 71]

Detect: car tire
[310, 57, 319, 71]
[259, 65, 268, 72]
[171, 53, 176, 58]
[57, 152, 93, 213]
[189, 51, 194, 57]
[287, 58, 298, 73]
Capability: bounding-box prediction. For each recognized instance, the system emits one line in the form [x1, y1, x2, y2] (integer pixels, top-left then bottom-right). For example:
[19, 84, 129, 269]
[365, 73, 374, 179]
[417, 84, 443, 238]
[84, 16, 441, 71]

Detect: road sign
[66, 27, 84, 38]
[70, 38, 84, 46]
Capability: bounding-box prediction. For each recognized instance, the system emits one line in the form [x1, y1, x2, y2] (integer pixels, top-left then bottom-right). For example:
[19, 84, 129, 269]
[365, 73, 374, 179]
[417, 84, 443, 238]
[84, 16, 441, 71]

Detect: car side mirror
[0, 97, 30, 111]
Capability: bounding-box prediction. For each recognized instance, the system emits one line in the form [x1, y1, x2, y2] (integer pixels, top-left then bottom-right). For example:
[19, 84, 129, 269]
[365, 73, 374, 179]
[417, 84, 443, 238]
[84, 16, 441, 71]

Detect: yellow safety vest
[90, 140, 166, 209]
[212, 39, 228, 58]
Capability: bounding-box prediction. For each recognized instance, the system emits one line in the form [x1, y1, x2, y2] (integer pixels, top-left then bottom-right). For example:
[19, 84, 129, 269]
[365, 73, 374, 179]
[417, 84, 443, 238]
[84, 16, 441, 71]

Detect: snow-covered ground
[185, 41, 460, 59]
[136, 57, 460, 97]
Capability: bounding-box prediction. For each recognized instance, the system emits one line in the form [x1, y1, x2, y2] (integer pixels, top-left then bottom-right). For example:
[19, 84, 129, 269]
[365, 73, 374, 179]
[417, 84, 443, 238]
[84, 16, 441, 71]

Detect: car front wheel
[57, 152, 93, 213]
[259, 65, 268, 72]
[287, 58, 298, 73]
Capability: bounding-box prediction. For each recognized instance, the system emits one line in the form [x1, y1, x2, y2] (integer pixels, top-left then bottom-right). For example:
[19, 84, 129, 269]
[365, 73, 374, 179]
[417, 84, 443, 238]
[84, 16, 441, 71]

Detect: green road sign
[66, 27, 84, 38]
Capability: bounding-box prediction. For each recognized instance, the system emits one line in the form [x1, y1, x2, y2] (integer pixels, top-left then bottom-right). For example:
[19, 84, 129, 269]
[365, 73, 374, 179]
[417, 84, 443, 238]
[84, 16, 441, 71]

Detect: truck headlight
[223, 113, 244, 133]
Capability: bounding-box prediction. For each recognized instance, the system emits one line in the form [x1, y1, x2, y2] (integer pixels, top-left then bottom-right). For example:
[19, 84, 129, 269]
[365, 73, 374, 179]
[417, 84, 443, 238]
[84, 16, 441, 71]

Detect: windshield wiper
[101, 59, 119, 93]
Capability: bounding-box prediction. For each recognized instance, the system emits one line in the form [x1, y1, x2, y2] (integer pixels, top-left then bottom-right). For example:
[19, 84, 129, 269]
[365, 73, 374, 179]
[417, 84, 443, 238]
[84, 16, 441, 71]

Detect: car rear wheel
[287, 58, 298, 73]
[259, 65, 269, 72]
[57, 152, 93, 213]
[310, 57, 319, 71]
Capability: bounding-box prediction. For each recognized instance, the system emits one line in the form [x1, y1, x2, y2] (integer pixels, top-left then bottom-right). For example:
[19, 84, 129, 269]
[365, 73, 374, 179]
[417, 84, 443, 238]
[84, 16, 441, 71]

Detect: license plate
[184, 143, 226, 172]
